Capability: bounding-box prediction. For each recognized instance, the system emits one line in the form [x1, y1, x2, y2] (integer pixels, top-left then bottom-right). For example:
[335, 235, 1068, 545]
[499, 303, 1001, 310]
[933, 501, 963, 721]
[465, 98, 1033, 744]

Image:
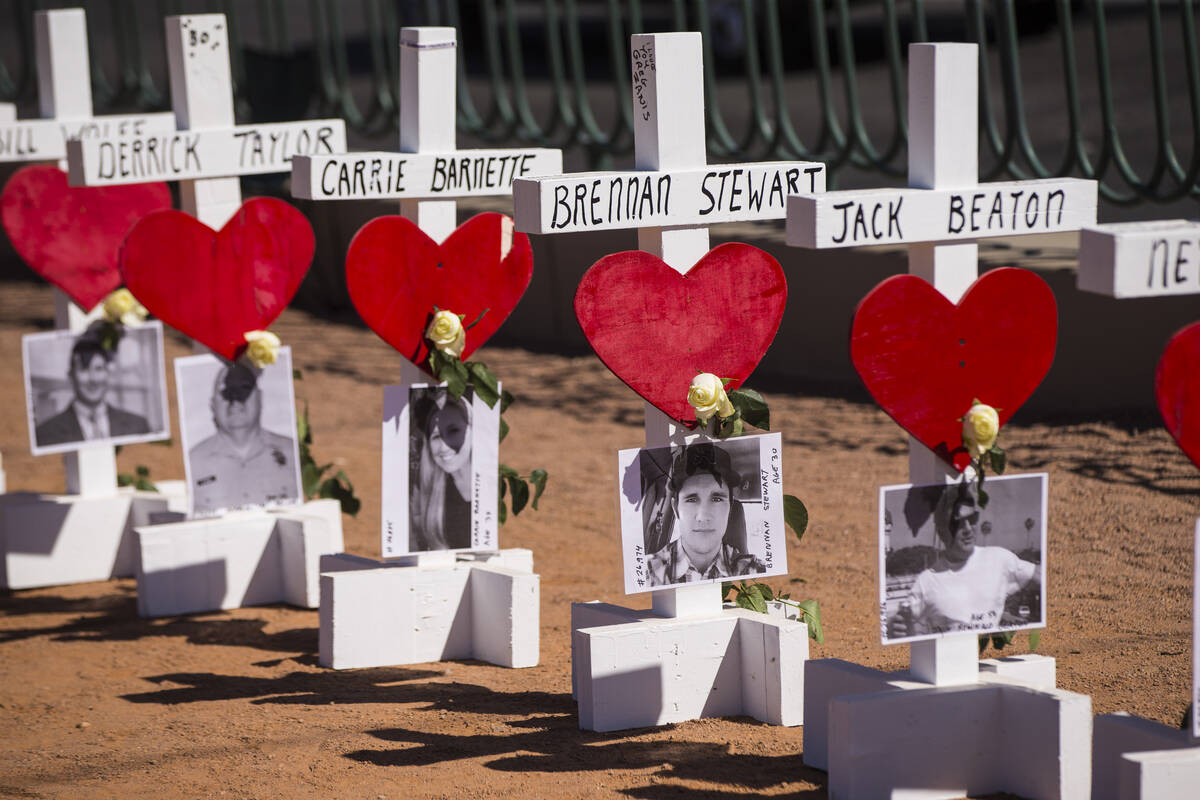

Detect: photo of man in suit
[34, 333, 150, 448]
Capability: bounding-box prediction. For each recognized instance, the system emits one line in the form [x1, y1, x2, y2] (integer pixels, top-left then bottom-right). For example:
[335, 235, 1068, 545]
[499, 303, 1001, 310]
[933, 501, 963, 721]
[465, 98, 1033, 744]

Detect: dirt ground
[0, 281, 1195, 799]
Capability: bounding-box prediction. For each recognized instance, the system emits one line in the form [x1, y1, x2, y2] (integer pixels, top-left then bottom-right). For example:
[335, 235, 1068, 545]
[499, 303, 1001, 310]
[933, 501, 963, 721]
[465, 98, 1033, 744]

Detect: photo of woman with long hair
[409, 387, 474, 551]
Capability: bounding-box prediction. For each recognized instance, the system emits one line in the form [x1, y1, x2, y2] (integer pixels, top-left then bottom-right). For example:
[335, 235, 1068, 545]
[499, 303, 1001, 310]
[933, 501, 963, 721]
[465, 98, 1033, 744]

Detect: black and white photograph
[879, 473, 1048, 644]
[380, 383, 500, 557]
[175, 349, 302, 518]
[22, 321, 170, 456]
[617, 433, 788, 594]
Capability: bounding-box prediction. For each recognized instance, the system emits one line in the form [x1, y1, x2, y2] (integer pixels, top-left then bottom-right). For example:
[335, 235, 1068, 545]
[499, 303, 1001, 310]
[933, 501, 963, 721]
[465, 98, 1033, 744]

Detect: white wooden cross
[60, 12, 344, 496]
[787, 42, 1098, 684]
[67, 14, 347, 231]
[8, 9, 175, 498]
[514, 32, 826, 618]
[291, 26, 562, 388]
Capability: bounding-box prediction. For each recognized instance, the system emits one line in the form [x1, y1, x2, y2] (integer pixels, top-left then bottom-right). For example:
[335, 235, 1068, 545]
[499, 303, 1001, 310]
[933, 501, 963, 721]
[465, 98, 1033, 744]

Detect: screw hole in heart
[959, 360, 966, 367]
[959, 338, 966, 345]
[436, 262, 443, 269]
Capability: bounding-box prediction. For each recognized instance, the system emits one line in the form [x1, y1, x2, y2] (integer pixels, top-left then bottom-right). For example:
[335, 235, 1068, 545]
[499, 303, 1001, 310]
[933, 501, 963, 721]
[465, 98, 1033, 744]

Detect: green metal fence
[1, 0, 1197, 205]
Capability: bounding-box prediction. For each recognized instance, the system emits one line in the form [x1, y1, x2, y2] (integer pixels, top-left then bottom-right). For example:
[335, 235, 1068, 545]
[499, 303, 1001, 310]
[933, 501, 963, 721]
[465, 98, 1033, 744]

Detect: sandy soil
[0, 282, 1195, 799]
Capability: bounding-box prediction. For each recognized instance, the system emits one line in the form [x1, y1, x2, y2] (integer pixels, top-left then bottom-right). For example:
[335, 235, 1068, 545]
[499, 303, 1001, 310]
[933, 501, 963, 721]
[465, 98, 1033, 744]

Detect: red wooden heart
[345, 213, 533, 367]
[1, 165, 171, 310]
[850, 267, 1057, 471]
[119, 197, 314, 360]
[574, 244, 787, 423]
[1156, 321, 1200, 471]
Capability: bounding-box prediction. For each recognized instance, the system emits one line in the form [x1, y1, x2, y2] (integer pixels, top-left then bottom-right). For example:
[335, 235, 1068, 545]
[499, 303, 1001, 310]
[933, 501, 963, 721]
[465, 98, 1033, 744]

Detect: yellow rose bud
[243, 330, 281, 369]
[688, 373, 735, 422]
[101, 288, 147, 327]
[963, 402, 1000, 458]
[426, 310, 466, 358]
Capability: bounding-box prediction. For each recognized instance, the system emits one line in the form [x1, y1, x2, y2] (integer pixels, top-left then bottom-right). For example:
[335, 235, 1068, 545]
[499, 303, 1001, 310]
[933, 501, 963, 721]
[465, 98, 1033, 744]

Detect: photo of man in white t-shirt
[882, 476, 1045, 642]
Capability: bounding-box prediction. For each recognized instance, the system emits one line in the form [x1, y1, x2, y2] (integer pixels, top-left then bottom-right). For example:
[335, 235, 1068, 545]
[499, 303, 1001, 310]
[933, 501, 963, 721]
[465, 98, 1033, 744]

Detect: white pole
[37, 9, 117, 497]
[631, 33, 721, 619]
[905, 43, 982, 685]
[396, 26, 459, 388]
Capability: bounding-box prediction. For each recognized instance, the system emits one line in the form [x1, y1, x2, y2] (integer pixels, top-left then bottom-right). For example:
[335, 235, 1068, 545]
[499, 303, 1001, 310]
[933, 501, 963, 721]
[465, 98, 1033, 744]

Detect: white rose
[426, 310, 466, 358]
[963, 402, 1000, 457]
[243, 330, 281, 368]
[101, 288, 147, 327]
[688, 372, 735, 422]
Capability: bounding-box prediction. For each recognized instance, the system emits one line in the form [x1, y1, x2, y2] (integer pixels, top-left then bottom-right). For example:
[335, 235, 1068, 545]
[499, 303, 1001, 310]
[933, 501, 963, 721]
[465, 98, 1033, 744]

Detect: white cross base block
[1088, 519, 1200, 799]
[317, 549, 538, 669]
[132, 499, 343, 617]
[1092, 714, 1200, 800]
[802, 655, 1091, 799]
[0, 481, 187, 589]
[571, 600, 808, 731]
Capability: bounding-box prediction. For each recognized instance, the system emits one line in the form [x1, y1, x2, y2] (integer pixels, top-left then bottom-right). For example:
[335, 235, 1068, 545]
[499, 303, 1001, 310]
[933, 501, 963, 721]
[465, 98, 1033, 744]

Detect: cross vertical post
[164, 15, 242, 230]
[905, 42, 983, 684]
[397, 26, 459, 387]
[37, 9, 116, 497]
[629, 33, 719, 618]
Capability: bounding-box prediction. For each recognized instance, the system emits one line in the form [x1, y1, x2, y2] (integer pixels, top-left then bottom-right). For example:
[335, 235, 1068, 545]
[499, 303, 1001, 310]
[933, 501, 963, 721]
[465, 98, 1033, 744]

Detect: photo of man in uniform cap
[186, 360, 300, 516]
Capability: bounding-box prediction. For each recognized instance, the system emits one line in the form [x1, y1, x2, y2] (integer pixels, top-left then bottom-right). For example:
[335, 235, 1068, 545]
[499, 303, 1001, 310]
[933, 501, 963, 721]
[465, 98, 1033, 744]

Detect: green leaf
[722, 415, 744, 439]
[508, 476, 531, 516]
[135, 478, 157, 492]
[135, 464, 150, 478]
[117, 472, 134, 487]
[466, 361, 500, 407]
[498, 497, 508, 525]
[500, 389, 515, 414]
[1028, 629, 1041, 651]
[783, 495, 809, 541]
[989, 447, 1007, 474]
[319, 470, 361, 517]
[978, 487, 990, 509]
[745, 584, 768, 613]
[498, 464, 520, 480]
[728, 388, 769, 430]
[499, 417, 510, 443]
[758, 584, 776, 601]
[296, 403, 312, 445]
[796, 599, 823, 643]
[302, 460, 329, 499]
[293, 368, 303, 380]
[721, 581, 736, 601]
[529, 469, 548, 510]
[440, 358, 469, 399]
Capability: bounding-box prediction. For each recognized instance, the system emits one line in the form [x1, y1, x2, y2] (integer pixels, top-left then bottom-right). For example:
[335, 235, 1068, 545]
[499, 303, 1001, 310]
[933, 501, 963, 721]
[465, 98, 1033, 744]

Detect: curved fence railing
[1, 0, 1197, 205]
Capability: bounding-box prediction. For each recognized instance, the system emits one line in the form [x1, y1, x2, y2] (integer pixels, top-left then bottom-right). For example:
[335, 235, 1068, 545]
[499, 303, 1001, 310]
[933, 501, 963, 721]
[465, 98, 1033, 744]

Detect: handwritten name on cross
[292, 28, 560, 217]
[67, 14, 346, 225]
